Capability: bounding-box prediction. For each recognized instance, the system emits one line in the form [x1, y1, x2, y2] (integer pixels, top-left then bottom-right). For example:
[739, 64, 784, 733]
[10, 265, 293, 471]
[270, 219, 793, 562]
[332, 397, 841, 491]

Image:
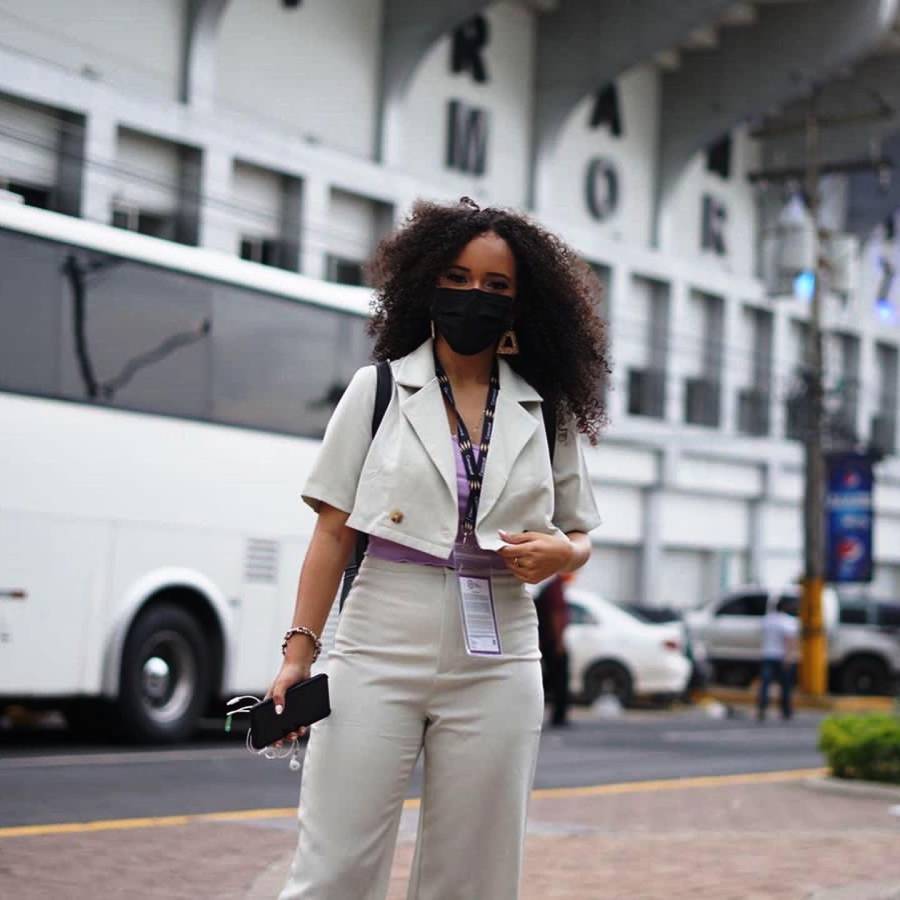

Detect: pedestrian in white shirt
[757, 597, 799, 721]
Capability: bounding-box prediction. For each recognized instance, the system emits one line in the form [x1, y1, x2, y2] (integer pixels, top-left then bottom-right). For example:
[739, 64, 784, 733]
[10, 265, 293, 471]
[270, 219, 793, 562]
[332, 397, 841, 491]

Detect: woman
[269, 198, 609, 899]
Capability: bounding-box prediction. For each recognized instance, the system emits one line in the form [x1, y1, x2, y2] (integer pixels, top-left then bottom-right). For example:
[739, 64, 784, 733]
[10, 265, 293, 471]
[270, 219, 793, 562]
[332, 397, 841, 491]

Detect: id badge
[454, 544, 502, 656]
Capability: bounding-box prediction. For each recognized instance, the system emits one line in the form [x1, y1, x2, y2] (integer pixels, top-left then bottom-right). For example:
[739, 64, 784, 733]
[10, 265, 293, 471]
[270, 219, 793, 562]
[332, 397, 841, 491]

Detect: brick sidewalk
[5, 774, 900, 899]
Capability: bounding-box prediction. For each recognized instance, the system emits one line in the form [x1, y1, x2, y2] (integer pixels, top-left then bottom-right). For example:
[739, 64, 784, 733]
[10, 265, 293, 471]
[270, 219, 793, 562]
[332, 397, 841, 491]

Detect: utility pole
[800, 101, 828, 696]
[749, 92, 893, 697]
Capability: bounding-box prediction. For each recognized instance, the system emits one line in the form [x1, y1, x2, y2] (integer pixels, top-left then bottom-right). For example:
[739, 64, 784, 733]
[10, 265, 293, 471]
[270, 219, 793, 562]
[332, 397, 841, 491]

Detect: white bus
[0, 200, 373, 742]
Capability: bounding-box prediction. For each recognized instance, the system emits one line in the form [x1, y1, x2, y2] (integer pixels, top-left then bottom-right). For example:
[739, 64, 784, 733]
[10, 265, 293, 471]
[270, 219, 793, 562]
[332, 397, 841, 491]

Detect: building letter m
[446, 100, 489, 176]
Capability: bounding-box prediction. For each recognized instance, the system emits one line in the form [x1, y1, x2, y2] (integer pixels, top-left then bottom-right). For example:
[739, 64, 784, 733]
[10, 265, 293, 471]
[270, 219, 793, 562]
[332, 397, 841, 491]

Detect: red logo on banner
[836, 536, 865, 565]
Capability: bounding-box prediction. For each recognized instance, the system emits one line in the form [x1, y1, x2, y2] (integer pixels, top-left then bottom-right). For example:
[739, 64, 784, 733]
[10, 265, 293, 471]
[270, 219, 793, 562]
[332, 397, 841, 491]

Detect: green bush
[818, 714, 900, 784]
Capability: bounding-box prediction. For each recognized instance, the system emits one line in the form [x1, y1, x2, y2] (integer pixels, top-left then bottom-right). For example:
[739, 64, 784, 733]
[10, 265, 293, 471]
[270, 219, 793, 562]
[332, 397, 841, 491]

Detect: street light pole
[801, 101, 828, 696]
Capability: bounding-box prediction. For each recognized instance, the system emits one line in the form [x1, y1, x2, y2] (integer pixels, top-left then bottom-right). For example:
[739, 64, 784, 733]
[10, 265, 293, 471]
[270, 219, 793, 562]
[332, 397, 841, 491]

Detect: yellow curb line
[0, 768, 827, 839]
[695, 689, 895, 713]
[530, 767, 828, 800]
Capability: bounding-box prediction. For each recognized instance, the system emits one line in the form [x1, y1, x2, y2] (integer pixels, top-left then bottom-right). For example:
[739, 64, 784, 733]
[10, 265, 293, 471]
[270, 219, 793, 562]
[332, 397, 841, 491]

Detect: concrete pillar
[770, 306, 791, 439]
[606, 263, 630, 426]
[640, 483, 664, 607]
[858, 332, 878, 447]
[748, 461, 775, 584]
[664, 280, 688, 426]
[720, 295, 741, 433]
[79, 110, 118, 226]
[181, 0, 230, 110]
[301, 178, 329, 280]
[194, 146, 233, 253]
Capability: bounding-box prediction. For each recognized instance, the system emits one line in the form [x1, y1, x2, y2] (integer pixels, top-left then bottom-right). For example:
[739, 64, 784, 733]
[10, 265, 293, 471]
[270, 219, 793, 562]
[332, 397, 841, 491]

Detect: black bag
[337, 361, 557, 610]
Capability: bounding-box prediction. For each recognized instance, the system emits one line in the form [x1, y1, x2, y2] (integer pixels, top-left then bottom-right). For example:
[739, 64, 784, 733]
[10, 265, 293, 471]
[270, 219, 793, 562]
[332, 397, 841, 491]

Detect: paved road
[0, 705, 827, 828]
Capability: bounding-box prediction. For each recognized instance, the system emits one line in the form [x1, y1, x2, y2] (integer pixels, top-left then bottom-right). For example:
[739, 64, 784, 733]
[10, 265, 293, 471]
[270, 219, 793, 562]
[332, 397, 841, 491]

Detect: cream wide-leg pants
[278, 554, 545, 900]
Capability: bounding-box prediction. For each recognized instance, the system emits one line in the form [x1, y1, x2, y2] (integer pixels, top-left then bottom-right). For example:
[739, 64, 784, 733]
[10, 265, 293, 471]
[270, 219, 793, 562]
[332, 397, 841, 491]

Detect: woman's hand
[263, 652, 312, 747]
[497, 530, 575, 584]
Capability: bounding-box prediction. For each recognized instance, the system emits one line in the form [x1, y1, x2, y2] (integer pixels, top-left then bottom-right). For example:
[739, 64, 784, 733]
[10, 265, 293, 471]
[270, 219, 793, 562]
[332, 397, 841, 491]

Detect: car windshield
[570, 594, 652, 625]
[621, 605, 659, 624]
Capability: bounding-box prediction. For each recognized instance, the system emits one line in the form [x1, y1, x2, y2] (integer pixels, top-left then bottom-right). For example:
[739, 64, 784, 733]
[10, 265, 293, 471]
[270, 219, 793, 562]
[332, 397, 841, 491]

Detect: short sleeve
[550, 414, 601, 534]
[301, 364, 377, 515]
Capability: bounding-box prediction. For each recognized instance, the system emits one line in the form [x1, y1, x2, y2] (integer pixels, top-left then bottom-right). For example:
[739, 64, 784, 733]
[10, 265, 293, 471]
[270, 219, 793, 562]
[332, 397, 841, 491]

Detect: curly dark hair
[365, 198, 611, 444]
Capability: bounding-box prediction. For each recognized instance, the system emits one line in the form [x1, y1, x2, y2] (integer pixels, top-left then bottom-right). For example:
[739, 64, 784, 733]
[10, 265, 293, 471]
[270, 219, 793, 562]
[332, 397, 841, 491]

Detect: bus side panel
[0, 510, 111, 695]
[210, 534, 312, 696]
[244, 534, 318, 694]
[108, 521, 240, 681]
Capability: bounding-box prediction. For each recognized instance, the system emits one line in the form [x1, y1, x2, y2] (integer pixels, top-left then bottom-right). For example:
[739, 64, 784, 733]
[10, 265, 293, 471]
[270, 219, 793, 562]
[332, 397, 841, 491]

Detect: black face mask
[430, 287, 514, 356]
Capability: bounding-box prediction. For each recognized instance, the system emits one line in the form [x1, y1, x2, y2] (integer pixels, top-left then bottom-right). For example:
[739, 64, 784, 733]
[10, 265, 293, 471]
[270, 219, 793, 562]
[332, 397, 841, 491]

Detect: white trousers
[278, 555, 544, 900]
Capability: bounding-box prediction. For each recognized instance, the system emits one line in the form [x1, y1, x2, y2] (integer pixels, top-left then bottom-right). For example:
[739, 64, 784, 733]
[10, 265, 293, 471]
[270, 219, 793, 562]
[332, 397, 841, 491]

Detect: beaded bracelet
[281, 625, 322, 662]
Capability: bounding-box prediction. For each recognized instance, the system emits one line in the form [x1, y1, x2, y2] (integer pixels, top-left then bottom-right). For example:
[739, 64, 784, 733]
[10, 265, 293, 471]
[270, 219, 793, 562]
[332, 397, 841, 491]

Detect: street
[1, 706, 826, 827]
[6, 706, 900, 899]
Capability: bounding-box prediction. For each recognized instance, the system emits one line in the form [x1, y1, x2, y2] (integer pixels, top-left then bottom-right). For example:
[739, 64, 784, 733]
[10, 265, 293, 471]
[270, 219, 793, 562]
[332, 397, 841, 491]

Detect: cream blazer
[301, 337, 601, 558]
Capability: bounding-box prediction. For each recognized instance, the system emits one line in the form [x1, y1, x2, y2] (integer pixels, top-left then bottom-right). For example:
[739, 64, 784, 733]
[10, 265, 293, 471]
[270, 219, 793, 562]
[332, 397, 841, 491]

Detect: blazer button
[389, 509, 404, 524]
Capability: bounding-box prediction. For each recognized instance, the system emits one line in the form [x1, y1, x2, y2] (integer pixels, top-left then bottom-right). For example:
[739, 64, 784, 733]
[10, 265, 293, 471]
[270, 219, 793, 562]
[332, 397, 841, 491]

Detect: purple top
[367, 434, 505, 571]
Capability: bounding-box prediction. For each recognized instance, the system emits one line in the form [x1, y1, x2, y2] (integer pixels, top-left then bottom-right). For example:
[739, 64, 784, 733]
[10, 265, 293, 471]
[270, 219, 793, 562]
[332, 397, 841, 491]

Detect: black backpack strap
[340, 361, 393, 610]
[372, 359, 393, 434]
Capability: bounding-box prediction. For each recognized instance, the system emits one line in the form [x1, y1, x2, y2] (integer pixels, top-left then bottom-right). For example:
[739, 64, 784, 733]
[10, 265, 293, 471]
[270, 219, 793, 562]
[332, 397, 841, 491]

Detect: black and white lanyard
[434, 350, 500, 542]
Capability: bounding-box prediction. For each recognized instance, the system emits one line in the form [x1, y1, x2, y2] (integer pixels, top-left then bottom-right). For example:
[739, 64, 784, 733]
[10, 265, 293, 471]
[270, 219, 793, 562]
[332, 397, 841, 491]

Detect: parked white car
[564, 590, 692, 706]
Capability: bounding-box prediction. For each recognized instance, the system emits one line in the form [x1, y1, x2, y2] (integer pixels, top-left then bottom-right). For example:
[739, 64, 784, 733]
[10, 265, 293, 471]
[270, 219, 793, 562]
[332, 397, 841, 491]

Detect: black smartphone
[247, 673, 331, 748]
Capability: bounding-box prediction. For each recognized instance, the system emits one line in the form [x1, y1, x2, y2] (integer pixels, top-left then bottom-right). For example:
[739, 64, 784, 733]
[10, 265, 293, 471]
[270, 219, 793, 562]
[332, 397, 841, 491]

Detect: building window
[111, 204, 174, 241]
[326, 254, 365, 286]
[627, 367, 666, 418]
[625, 275, 669, 420]
[240, 236, 286, 268]
[684, 376, 721, 427]
[682, 290, 723, 427]
[737, 387, 770, 437]
[0, 179, 52, 209]
[736, 306, 773, 437]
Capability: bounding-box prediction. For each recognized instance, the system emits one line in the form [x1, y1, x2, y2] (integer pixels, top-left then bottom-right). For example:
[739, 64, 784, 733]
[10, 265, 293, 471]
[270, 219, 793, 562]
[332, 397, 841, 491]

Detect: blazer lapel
[392, 338, 543, 521]
[399, 379, 457, 503]
[477, 374, 540, 527]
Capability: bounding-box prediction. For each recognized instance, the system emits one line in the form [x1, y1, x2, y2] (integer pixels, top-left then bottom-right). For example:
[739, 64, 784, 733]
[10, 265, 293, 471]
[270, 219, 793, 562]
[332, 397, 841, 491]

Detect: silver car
[686, 585, 900, 695]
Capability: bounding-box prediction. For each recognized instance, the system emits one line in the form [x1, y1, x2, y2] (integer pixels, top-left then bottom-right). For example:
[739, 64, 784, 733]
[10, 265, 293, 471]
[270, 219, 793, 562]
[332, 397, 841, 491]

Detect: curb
[806, 880, 900, 900]
[802, 775, 900, 803]
[694, 688, 896, 713]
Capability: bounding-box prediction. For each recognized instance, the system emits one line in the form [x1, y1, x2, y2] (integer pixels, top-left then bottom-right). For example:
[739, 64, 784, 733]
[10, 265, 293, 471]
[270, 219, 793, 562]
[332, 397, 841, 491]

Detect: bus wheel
[118, 603, 210, 743]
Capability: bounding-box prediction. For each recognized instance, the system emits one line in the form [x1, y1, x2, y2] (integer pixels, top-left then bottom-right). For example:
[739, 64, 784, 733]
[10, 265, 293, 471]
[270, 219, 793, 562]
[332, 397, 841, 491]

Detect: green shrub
[818, 714, 900, 784]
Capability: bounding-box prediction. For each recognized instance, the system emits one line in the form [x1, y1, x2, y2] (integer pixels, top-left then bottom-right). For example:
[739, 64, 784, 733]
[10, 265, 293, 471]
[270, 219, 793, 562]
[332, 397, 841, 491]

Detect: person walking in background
[535, 571, 574, 727]
[757, 596, 799, 721]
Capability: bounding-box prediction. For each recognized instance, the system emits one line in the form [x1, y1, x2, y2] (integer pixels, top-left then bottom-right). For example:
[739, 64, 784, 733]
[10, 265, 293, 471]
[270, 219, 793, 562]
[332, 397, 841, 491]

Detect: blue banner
[826, 453, 874, 583]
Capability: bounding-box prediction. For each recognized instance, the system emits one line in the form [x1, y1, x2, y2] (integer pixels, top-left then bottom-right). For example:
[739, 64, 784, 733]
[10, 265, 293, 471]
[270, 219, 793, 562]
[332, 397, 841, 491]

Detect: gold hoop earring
[430, 320, 436, 340]
[497, 329, 519, 356]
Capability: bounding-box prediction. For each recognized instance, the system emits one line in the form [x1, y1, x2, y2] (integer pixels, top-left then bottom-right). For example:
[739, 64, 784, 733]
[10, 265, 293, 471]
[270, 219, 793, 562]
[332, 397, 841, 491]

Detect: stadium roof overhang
[377, 0, 900, 242]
